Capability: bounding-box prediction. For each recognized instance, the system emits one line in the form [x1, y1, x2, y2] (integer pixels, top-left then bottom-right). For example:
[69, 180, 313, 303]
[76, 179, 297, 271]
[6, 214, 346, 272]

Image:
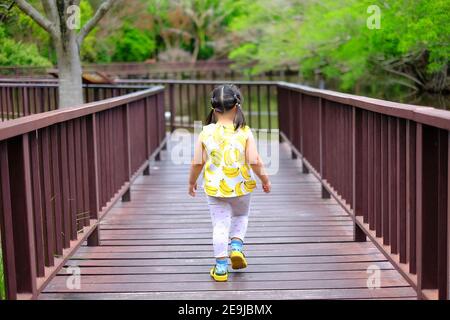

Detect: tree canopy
[229, 0, 449, 94]
[0, 0, 448, 96]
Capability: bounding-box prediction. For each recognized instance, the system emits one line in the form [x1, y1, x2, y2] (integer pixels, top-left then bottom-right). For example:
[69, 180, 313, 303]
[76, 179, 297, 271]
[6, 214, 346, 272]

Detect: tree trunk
[54, 34, 83, 108]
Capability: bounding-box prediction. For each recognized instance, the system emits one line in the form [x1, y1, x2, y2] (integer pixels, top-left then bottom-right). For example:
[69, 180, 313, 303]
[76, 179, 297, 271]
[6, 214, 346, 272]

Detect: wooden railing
[127, 80, 279, 131]
[277, 82, 450, 300]
[2, 79, 450, 299]
[0, 83, 150, 121]
[1, 80, 279, 131]
[0, 86, 166, 299]
[0, 60, 299, 80]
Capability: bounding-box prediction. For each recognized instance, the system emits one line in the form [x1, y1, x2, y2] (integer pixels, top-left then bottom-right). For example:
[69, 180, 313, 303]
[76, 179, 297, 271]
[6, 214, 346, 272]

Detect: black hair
[206, 84, 246, 130]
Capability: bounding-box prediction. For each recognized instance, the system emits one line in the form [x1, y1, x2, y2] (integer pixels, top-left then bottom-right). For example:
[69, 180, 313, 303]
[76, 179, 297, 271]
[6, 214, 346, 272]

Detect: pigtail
[206, 108, 216, 125]
[233, 105, 246, 130]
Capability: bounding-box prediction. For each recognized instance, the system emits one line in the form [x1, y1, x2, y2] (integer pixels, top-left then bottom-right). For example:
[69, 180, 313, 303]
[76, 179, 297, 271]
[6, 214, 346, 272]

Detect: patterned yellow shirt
[199, 123, 256, 197]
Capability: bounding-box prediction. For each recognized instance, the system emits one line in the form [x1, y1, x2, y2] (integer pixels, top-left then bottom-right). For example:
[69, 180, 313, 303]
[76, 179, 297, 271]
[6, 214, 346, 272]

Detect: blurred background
[0, 0, 448, 108]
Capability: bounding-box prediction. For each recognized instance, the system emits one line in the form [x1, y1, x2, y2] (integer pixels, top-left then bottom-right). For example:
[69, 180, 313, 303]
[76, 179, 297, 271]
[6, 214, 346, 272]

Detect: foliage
[0, 246, 4, 300]
[229, 0, 450, 93]
[2, 0, 448, 94]
[112, 24, 156, 62]
[0, 26, 51, 66]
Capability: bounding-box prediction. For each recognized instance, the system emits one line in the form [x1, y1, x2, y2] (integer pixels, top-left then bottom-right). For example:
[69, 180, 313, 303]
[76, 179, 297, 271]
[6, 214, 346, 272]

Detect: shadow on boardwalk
[39, 136, 416, 300]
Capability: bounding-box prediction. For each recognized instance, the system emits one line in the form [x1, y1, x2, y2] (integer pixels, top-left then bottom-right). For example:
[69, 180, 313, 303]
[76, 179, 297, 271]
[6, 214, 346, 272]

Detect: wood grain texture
[39, 138, 415, 300]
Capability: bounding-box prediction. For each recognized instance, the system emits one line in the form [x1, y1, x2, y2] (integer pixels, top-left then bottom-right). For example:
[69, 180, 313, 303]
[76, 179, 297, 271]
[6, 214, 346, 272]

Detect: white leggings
[207, 194, 252, 258]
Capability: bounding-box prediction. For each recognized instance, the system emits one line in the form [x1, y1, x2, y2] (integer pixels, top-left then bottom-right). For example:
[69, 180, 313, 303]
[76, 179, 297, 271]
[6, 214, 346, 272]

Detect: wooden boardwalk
[39, 137, 416, 300]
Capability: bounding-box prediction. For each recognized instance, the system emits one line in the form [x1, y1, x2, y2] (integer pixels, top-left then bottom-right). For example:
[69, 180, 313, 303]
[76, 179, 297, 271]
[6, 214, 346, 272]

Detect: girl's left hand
[262, 181, 271, 193]
[188, 183, 197, 197]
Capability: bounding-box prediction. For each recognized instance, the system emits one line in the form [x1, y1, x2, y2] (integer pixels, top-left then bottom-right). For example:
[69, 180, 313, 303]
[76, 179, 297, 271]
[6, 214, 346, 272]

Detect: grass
[0, 246, 4, 300]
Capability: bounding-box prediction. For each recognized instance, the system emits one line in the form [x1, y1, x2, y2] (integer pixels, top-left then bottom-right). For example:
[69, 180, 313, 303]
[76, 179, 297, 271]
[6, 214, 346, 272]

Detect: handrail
[0, 87, 163, 140]
[0, 83, 152, 121]
[0, 86, 166, 299]
[277, 82, 450, 130]
[277, 84, 450, 300]
[3, 78, 448, 125]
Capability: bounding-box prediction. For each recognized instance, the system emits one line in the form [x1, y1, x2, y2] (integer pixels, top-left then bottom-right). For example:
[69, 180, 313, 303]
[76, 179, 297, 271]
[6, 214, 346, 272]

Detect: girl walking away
[188, 84, 271, 282]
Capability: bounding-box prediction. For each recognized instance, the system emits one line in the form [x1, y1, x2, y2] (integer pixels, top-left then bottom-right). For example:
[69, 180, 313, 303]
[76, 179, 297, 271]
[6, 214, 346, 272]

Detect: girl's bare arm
[188, 137, 206, 196]
[246, 133, 271, 192]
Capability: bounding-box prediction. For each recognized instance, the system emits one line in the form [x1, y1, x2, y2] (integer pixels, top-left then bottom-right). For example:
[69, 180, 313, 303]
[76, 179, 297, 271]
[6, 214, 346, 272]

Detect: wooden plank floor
[39, 135, 416, 300]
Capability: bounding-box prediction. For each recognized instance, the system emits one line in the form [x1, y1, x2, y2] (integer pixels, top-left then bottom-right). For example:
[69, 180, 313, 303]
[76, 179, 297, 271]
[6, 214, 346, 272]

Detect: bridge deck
[39, 138, 416, 300]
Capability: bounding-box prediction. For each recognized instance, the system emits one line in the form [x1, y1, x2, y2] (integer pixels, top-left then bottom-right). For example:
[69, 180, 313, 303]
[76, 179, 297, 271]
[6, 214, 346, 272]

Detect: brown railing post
[300, 93, 309, 174]
[319, 97, 330, 199]
[352, 108, 366, 242]
[406, 120, 417, 274]
[122, 103, 132, 202]
[169, 83, 176, 132]
[142, 97, 152, 176]
[0, 141, 17, 299]
[288, 90, 297, 159]
[6, 134, 37, 298]
[87, 114, 100, 246]
[447, 131, 450, 300]
[437, 129, 448, 300]
[416, 124, 449, 299]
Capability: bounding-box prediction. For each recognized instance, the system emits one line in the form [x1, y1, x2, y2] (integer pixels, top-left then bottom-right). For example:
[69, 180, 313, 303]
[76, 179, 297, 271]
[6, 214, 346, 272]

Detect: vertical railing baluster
[406, 120, 416, 273]
[40, 128, 55, 266]
[86, 114, 100, 246]
[122, 104, 132, 202]
[267, 85, 272, 132]
[50, 126, 63, 255]
[352, 108, 366, 241]
[247, 85, 252, 128]
[0, 141, 17, 299]
[66, 121, 77, 240]
[187, 83, 191, 125]
[59, 124, 71, 249]
[417, 124, 445, 298]
[169, 84, 175, 132]
[397, 119, 407, 263]
[437, 129, 448, 300]
[29, 131, 45, 276]
[320, 98, 330, 199]
[257, 85, 261, 129]
[7, 134, 37, 298]
[389, 117, 398, 253]
[447, 131, 450, 300]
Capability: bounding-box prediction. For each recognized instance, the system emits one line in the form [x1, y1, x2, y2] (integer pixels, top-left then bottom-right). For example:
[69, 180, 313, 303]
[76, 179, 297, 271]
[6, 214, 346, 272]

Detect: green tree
[112, 24, 156, 62]
[14, 0, 117, 107]
[229, 0, 450, 93]
[0, 26, 51, 66]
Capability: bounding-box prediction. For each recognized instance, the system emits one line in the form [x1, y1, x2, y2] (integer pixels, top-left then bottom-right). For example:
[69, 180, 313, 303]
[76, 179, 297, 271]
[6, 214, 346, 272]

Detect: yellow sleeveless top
[199, 123, 256, 197]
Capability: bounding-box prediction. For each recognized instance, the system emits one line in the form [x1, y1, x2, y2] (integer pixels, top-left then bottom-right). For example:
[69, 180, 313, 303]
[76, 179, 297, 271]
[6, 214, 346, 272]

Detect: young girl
[188, 84, 271, 282]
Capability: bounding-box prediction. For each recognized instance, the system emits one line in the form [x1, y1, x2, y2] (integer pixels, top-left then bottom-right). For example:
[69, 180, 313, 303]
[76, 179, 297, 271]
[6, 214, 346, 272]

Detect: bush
[0, 26, 51, 67]
[112, 25, 156, 62]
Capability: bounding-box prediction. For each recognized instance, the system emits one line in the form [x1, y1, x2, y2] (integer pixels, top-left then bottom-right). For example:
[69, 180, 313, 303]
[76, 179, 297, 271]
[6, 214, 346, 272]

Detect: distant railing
[0, 83, 149, 121]
[0, 86, 166, 299]
[277, 82, 450, 300]
[0, 60, 299, 80]
[0, 80, 279, 131]
[120, 80, 279, 131]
